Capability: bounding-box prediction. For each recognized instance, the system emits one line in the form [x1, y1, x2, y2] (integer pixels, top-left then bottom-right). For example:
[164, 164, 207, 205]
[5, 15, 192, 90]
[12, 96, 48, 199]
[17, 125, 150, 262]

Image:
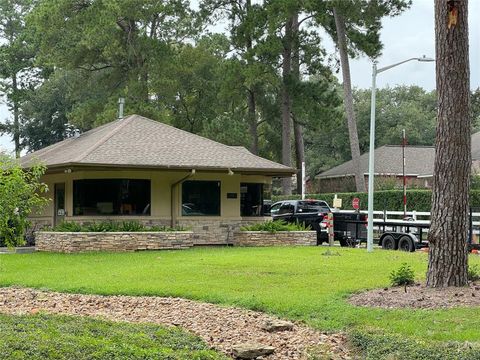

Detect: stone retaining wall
[232, 231, 317, 247]
[178, 218, 270, 245]
[35, 231, 194, 253]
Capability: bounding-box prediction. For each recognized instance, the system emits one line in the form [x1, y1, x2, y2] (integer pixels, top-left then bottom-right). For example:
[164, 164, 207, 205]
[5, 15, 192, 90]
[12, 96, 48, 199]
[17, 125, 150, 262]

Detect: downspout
[171, 169, 195, 227]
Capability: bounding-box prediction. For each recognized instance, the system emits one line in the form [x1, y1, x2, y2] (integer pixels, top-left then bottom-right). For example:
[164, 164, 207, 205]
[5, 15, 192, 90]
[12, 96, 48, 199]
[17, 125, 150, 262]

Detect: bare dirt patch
[0, 287, 351, 360]
[349, 282, 480, 309]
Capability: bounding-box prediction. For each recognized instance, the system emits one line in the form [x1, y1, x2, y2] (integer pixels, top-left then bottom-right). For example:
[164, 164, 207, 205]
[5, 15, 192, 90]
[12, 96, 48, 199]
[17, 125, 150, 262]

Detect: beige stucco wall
[30, 169, 273, 244]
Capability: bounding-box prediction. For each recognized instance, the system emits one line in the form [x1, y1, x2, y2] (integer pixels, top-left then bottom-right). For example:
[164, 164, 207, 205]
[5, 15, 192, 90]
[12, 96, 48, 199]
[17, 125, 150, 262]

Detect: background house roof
[316, 145, 435, 179]
[20, 115, 294, 175]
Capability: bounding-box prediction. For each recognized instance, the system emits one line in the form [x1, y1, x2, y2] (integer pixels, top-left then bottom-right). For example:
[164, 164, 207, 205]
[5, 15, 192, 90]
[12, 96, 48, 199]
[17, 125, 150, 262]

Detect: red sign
[352, 197, 360, 210]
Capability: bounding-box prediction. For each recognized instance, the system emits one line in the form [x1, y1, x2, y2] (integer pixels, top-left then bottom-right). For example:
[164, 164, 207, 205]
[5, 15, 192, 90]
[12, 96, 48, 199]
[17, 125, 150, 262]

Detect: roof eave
[35, 162, 296, 177]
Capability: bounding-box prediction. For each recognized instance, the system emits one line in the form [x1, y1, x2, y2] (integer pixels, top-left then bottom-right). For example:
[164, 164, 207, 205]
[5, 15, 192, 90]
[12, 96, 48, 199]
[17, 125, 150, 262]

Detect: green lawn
[0, 313, 226, 360]
[1, 247, 479, 344]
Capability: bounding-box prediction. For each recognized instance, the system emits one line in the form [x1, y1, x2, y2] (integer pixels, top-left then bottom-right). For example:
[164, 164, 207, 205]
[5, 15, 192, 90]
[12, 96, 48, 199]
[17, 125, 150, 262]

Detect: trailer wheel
[398, 235, 415, 252]
[381, 235, 397, 250]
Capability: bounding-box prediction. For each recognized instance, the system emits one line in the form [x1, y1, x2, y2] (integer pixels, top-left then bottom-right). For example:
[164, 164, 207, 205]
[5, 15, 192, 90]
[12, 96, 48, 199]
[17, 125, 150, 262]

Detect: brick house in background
[316, 131, 480, 194]
[315, 145, 435, 193]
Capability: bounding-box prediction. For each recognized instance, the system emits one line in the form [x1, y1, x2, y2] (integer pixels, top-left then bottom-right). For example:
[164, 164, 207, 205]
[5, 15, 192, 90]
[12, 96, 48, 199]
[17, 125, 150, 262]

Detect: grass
[0, 313, 226, 360]
[1, 247, 480, 344]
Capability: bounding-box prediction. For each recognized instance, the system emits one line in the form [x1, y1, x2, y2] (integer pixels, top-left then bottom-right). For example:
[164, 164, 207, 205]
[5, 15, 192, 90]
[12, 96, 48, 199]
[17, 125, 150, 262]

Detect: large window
[182, 181, 220, 216]
[73, 179, 151, 216]
[240, 183, 264, 216]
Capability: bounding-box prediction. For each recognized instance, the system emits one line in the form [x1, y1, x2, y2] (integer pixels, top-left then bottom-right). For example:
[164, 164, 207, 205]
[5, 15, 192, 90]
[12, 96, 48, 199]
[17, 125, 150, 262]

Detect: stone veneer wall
[178, 218, 269, 245]
[35, 231, 194, 253]
[232, 231, 317, 247]
[31, 217, 270, 247]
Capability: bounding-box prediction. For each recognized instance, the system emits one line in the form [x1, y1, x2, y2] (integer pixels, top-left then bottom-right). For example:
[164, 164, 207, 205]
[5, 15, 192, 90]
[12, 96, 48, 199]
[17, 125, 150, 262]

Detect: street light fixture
[367, 55, 434, 253]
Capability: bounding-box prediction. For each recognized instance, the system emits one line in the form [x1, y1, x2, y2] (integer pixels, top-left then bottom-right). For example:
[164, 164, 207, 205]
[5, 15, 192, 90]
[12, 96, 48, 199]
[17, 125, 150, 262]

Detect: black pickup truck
[270, 200, 370, 246]
[270, 199, 331, 242]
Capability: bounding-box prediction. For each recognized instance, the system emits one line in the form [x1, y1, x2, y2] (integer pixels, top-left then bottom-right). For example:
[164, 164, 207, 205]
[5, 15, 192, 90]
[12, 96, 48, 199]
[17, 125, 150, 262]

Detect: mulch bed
[349, 282, 480, 309]
[0, 287, 351, 360]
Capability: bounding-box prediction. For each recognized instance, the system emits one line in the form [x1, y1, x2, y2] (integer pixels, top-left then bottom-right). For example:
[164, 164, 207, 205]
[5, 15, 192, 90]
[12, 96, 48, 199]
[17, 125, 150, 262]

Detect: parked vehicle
[320, 211, 368, 247]
[270, 199, 331, 242]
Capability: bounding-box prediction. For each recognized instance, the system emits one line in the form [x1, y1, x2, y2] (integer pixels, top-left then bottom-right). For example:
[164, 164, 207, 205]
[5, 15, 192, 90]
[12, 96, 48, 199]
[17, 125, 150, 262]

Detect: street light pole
[366, 56, 434, 253]
[367, 62, 377, 253]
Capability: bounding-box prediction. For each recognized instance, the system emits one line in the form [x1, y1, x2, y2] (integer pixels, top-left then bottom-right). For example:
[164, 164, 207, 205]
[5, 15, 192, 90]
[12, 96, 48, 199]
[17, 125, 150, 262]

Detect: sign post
[327, 212, 334, 246]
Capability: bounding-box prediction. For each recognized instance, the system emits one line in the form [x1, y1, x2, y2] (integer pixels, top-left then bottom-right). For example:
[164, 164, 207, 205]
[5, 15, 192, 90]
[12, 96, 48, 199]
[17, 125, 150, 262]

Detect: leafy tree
[354, 86, 437, 151]
[0, 0, 37, 157]
[29, 0, 194, 127]
[200, 0, 273, 155]
[472, 87, 480, 131]
[0, 154, 49, 247]
[21, 69, 76, 151]
[321, 0, 411, 192]
[427, 0, 470, 287]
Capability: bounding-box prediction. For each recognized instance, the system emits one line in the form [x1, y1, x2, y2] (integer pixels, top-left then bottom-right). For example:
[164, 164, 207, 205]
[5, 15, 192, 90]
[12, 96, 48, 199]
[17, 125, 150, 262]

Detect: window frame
[181, 180, 221, 217]
[72, 178, 152, 217]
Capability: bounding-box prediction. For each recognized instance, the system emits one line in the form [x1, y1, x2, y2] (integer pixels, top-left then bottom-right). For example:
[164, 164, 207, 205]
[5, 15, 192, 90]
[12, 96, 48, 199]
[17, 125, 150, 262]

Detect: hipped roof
[316, 145, 435, 179]
[20, 114, 294, 176]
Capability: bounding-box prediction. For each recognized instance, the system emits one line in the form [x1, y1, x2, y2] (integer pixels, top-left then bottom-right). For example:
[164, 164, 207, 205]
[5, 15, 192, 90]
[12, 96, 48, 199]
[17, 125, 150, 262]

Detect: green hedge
[272, 190, 480, 212]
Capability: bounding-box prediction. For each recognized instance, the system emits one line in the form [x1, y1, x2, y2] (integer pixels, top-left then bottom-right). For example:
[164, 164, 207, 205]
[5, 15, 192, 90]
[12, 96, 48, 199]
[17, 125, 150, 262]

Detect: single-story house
[21, 114, 295, 245]
[315, 145, 436, 193]
[316, 131, 480, 193]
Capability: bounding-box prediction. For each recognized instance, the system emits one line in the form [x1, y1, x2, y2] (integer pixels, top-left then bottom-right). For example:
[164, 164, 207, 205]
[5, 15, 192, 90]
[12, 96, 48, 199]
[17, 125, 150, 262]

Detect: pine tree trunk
[333, 8, 365, 192]
[247, 89, 259, 155]
[12, 73, 20, 158]
[245, 0, 258, 155]
[291, 14, 304, 195]
[281, 16, 293, 195]
[427, 0, 470, 287]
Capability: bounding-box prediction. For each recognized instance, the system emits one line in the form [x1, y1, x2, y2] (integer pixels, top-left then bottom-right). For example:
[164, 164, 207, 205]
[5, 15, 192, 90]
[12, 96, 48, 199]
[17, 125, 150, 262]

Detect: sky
[1, 0, 479, 153]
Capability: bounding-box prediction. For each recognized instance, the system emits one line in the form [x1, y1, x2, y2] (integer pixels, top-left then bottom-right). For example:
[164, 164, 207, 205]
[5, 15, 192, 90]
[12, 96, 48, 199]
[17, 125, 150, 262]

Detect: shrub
[0, 155, 49, 247]
[52, 221, 186, 232]
[389, 263, 415, 287]
[85, 222, 119, 232]
[468, 264, 480, 282]
[119, 221, 147, 232]
[53, 221, 83, 232]
[241, 220, 310, 233]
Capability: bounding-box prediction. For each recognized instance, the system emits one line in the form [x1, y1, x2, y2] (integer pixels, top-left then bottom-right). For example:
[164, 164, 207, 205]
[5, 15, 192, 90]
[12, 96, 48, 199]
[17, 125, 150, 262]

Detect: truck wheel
[339, 238, 348, 247]
[381, 235, 397, 250]
[398, 235, 415, 252]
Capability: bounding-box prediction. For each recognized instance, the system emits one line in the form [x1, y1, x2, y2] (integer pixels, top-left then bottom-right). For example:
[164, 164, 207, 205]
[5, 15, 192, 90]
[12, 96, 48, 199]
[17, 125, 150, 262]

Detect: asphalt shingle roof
[316, 145, 435, 178]
[20, 115, 294, 175]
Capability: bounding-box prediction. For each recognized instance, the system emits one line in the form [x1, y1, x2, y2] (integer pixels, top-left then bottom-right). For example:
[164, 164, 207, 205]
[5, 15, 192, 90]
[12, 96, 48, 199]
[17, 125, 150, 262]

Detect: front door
[54, 183, 66, 226]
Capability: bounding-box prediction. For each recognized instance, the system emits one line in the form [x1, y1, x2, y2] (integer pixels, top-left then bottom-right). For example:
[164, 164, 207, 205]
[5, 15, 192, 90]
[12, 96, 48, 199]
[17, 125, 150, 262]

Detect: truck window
[278, 203, 294, 215]
[297, 201, 330, 213]
[270, 203, 282, 215]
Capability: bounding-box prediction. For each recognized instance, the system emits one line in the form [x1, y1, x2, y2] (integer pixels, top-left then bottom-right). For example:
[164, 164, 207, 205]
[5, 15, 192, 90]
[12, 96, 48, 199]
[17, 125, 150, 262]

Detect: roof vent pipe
[118, 98, 125, 119]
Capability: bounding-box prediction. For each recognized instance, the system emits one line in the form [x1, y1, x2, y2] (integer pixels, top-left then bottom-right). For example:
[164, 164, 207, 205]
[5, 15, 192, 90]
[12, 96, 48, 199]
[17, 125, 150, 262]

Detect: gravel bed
[349, 282, 480, 309]
[0, 287, 351, 359]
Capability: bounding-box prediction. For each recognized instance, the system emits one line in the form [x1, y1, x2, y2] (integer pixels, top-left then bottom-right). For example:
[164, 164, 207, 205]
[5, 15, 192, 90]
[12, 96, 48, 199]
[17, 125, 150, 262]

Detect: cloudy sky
[1, 0, 479, 153]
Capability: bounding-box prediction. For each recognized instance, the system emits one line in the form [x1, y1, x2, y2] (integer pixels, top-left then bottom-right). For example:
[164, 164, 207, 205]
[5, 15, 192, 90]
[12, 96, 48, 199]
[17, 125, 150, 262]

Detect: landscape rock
[0, 287, 351, 360]
[232, 343, 275, 359]
[261, 319, 294, 332]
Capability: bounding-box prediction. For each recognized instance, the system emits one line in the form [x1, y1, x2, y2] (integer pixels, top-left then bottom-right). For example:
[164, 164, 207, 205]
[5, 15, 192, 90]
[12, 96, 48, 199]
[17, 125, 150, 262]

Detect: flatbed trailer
[334, 218, 430, 252]
[330, 213, 479, 252]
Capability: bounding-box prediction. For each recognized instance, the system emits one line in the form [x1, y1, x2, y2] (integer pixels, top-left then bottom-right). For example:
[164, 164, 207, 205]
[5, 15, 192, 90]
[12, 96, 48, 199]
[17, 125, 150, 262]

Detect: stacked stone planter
[232, 231, 317, 247]
[35, 231, 194, 253]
